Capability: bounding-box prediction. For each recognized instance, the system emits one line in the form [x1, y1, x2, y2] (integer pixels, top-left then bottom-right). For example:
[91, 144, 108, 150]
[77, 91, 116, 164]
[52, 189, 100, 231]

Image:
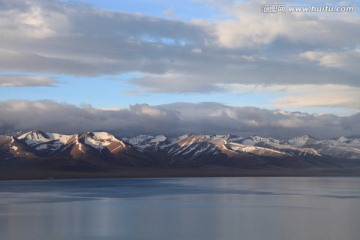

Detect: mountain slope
[1, 131, 360, 177]
[0, 131, 158, 170]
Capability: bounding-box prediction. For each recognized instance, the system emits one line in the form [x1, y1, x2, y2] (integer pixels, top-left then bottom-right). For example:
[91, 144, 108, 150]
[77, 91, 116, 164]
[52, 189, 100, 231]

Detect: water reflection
[0, 177, 359, 240]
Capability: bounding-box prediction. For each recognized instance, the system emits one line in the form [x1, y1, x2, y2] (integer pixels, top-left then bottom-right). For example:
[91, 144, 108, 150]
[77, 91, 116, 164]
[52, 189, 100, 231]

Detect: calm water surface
[0, 177, 359, 240]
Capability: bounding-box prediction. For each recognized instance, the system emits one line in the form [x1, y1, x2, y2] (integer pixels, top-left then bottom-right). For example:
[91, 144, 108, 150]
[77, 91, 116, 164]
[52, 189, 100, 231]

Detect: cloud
[0, 0, 208, 76]
[0, 100, 359, 139]
[208, 3, 360, 49]
[0, 0, 358, 95]
[300, 51, 360, 70]
[0, 75, 58, 87]
[130, 72, 225, 93]
[163, 8, 175, 18]
[120, 90, 149, 96]
[274, 85, 360, 109]
[220, 84, 360, 110]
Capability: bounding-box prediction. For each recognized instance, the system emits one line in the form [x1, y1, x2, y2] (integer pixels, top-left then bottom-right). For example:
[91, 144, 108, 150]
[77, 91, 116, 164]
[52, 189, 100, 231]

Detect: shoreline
[1, 167, 359, 181]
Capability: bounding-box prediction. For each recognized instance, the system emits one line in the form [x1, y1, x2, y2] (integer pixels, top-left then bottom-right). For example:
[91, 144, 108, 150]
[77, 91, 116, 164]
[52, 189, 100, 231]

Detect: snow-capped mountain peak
[240, 136, 279, 146]
[2, 131, 359, 161]
[18, 131, 51, 144]
[287, 135, 315, 147]
[17, 131, 75, 151]
[82, 132, 123, 151]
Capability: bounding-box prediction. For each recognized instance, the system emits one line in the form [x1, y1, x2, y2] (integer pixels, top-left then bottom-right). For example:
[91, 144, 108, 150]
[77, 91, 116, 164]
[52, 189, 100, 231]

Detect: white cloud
[0, 1, 70, 39]
[220, 83, 360, 111]
[274, 85, 360, 109]
[300, 51, 360, 70]
[131, 104, 168, 117]
[191, 48, 203, 54]
[207, 3, 286, 48]
[204, 1, 360, 49]
[0, 75, 58, 87]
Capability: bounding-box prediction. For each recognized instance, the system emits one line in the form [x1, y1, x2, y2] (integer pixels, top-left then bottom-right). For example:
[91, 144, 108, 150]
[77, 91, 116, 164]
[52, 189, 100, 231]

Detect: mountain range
[1, 131, 360, 179]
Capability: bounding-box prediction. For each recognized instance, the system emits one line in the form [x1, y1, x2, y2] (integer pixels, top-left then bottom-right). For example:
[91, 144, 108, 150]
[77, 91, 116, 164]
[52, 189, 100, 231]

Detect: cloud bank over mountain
[0, 100, 358, 139]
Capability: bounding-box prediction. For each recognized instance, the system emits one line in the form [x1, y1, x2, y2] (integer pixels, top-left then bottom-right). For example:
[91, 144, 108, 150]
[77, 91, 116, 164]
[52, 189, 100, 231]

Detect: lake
[0, 177, 359, 240]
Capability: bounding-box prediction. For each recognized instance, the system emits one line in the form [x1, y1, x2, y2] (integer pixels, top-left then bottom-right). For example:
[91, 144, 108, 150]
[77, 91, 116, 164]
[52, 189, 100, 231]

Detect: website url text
[261, 5, 355, 13]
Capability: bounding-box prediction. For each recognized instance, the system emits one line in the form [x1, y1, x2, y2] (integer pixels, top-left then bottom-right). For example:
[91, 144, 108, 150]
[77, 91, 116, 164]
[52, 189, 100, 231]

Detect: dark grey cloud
[0, 100, 358, 139]
[0, 0, 209, 76]
[0, 0, 359, 93]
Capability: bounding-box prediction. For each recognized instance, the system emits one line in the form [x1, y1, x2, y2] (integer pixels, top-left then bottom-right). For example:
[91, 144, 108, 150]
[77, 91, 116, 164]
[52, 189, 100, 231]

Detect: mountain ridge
[1, 130, 360, 179]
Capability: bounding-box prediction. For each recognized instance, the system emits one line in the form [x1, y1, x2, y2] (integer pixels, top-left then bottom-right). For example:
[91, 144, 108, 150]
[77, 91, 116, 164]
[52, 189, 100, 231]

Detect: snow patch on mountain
[47, 133, 73, 144]
[11, 145, 18, 151]
[17, 131, 75, 152]
[83, 132, 123, 151]
[18, 131, 73, 147]
[240, 136, 280, 146]
[287, 135, 315, 147]
[18, 131, 51, 145]
[5, 131, 360, 160]
[122, 135, 153, 150]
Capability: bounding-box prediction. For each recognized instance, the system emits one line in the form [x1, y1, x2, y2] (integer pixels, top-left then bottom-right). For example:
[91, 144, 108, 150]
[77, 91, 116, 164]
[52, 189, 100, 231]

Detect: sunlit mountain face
[1, 130, 359, 179]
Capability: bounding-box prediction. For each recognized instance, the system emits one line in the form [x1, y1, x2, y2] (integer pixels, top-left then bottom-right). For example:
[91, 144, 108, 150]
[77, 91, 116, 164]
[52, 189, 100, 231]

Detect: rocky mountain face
[124, 134, 360, 160]
[1, 131, 360, 173]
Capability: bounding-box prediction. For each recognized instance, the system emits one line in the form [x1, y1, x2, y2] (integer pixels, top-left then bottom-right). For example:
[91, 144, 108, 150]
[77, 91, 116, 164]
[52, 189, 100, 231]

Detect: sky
[0, 0, 359, 138]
